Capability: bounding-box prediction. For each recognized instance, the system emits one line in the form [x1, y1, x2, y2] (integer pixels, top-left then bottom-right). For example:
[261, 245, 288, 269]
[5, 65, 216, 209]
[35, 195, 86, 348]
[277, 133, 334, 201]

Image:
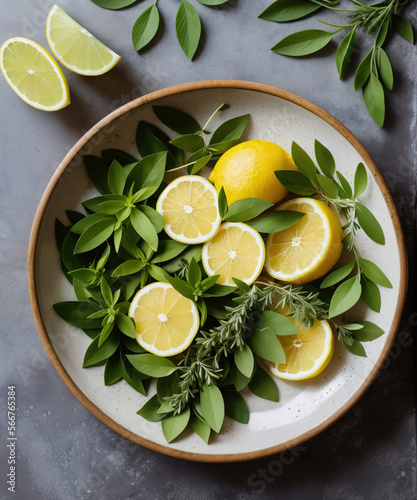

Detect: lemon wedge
[0, 37, 70, 111]
[46, 5, 121, 76]
[129, 282, 199, 357]
[265, 198, 344, 284]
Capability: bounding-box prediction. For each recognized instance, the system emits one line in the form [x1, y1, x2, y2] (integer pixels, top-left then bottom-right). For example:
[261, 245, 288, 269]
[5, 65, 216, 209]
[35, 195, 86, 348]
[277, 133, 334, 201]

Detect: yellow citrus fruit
[0, 37, 70, 111]
[265, 198, 344, 284]
[128, 282, 199, 357]
[156, 175, 221, 244]
[209, 140, 296, 205]
[46, 5, 121, 76]
[265, 308, 334, 381]
[202, 222, 265, 286]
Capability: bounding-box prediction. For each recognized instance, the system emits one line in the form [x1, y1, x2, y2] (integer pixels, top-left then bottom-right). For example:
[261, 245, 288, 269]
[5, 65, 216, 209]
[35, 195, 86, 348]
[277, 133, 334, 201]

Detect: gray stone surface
[0, 1, 416, 499]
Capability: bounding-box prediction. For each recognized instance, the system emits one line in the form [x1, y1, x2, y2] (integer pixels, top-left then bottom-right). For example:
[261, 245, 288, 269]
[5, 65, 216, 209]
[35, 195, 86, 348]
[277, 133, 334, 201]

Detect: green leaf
[377, 49, 393, 91]
[247, 210, 304, 234]
[358, 257, 392, 288]
[187, 258, 202, 288]
[354, 49, 373, 91]
[108, 160, 127, 195]
[166, 276, 195, 300]
[123, 336, 146, 353]
[98, 320, 115, 347]
[104, 350, 123, 386]
[55, 219, 67, 254]
[197, 0, 228, 5]
[352, 321, 384, 342]
[354, 163, 368, 198]
[336, 28, 356, 79]
[91, 0, 137, 9]
[200, 384, 225, 433]
[175, 0, 202, 61]
[314, 139, 335, 177]
[170, 134, 205, 153]
[74, 219, 116, 254]
[148, 264, 171, 283]
[249, 364, 279, 402]
[97, 243, 111, 270]
[199, 274, 220, 292]
[393, 14, 414, 44]
[355, 202, 385, 244]
[217, 186, 228, 219]
[132, 3, 160, 52]
[100, 277, 113, 307]
[363, 73, 385, 127]
[225, 198, 273, 223]
[229, 361, 253, 392]
[53, 301, 102, 329]
[68, 268, 97, 282]
[202, 284, 235, 298]
[190, 154, 212, 175]
[66, 210, 85, 225]
[234, 344, 254, 378]
[360, 275, 381, 312]
[223, 390, 248, 424]
[291, 142, 318, 182]
[343, 337, 366, 357]
[316, 174, 339, 199]
[162, 407, 190, 443]
[112, 260, 145, 277]
[375, 16, 389, 47]
[153, 106, 201, 135]
[84, 155, 109, 194]
[189, 411, 211, 443]
[207, 140, 238, 156]
[150, 240, 187, 264]
[126, 354, 177, 378]
[328, 277, 362, 318]
[256, 310, 299, 336]
[321, 261, 356, 288]
[71, 214, 115, 236]
[121, 355, 147, 395]
[259, 0, 320, 23]
[83, 194, 126, 213]
[126, 152, 167, 196]
[249, 330, 286, 364]
[99, 200, 127, 215]
[232, 277, 251, 293]
[130, 208, 158, 251]
[210, 114, 250, 144]
[83, 330, 120, 368]
[137, 394, 164, 422]
[336, 171, 352, 198]
[272, 29, 335, 57]
[157, 371, 180, 404]
[274, 170, 316, 196]
[101, 149, 137, 166]
[135, 122, 179, 169]
[116, 313, 136, 338]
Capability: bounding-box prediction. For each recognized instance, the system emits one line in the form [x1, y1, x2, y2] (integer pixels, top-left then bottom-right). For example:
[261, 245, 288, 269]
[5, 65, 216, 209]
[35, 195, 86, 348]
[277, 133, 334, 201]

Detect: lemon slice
[46, 5, 121, 76]
[265, 198, 344, 284]
[156, 175, 221, 244]
[265, 311, 334, 381]
[202, 222, 265, 286]
[0, 37, 70, 111]
[129, 282, 199, 357]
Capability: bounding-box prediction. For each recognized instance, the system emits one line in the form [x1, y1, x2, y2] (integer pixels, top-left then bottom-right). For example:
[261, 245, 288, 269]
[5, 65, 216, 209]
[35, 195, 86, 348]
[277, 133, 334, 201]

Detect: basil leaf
[153, 105, 201, 135]
[343, 337, 366, 357]
[358, 257, 392, 288]
[249, 330, 286, 364]
[259, 0, 320, 23]
[74, 219, 116, 254]
[336, 171, 352, 198]
[234, 344, 254, 378]
[150, 240, 187, 264]
[101, 149, 137, 166]
[321, 261, 356, 288]
[352, 321, 384, 342]
[354, 49, 373, 91]
[170, 134, 205, 153]
[176, 0, 202, 61]
[83, 331, 119, 368]
[132, 3, 160, 52]
[99, 200, 127, 215]
[91, 0, 137, 9]
[134, 206, 163, 234]
[197, 0, 228, 5]
[84, 155, 109, 194]
[165, 276, 195, 300]
[126, 354, 177, 378]
[137, 394, 164, 422]
[136, 121, 179, 169]
[336, 28, 356, 79]
[189, 411, 210, 444]
[108, 160, 127, 195]
[223, 390, 248, 424]
[162, 406, 190, 443]
[116, 313, 136, 338]
[82, 194, 125, 213]
[363, 73, 385, 127]
[274, 170, 316, 196]
[256, 310, 299, 336]
[218, 186, 228, 219]
[130, 208, 158, 251]
[377, 49, 393, 91]
[224, 198, 273, 222]
[104, 350, 123, 386]
[393, 14, 414, 44]
[316, 174, 339, 199]
[328, 277, 362, 318]
[209, 114, 250, 144]
[247, 210, 304, 234]
[53, 301, 102, 329]
[200, 384, 225, 433]
[126, 151, 167, 195]
[355, 202, 385, 244]
[360, 275, 381, 312]
[68, 268, 97, 282]
[272, 29, 335, 57]
[354, 163, 367, 198]
[249, 364, 279, 402]
[112, 260, 145, 277]
[314, 139, 335, 177]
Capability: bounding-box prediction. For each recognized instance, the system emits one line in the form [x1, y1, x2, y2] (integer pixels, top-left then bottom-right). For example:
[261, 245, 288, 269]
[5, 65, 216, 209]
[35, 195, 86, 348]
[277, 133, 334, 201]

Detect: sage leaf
[84, 155, 109, 194]
[272, 29, 335, 57]
[321, 261, 356, 288]
[137, 394, 164, 422]
[112, 260, 145, 277]
[153, 105, 201, 135]
[189, 412, 210, 444]
[126, 354, 177, 378]
[53, 301, 102, 329]
[363, 73, 385, 127]
[162, 407, 190, 443]
[209, 114, 250, 144]
[83, 331, 119, 368]
[354, 49, 373, 91]
[176, 0, 202, 61]
[74, 219, 116, 254]
[108, 160, 127, 195]
[355, 202, 385, 244]
[328, 277, 362, 318]
[393, 14, 414, 44]
[223, 390, 248, 424]
[256, 310, 299, 336]
[150, 240, 187, 264]
[91, 0, 137, 9]
[247, 210, 304, 234]
[314, 139, 335, 177]
[249, 364, 279, 402]
[336, 28, 356, 79]
[375, 16, 389, 47]
[249, 330, 286, 364]
[104, 350, 123, 386]
[360, 275, 381, 312]
[218, 186, 228, 219]
[132, 3, 160, 52]
[316, 174, 339, 199]
[200, 384, 225, 433]
[130, 208, 158, 251]
[157, 371, 180, 403]
[291, 142, 318, 182]
[170, 134, 205, 153]
[234, 344, 254, 378]
[336, 171, 352, 198]
[352, 321, 384, 342]
[354, 163, 367, 198]
[358, 257, 392, 288]
[116, 313, 137, 338]
[377, 49, 393, 91]
[229, 361, 253, 392]
[343, 337, 366, 357]
[259, 0, 321, 23]
[225, 198, 273, 222]
[274, 170, 316, 196]
[126, 151, 167, 196]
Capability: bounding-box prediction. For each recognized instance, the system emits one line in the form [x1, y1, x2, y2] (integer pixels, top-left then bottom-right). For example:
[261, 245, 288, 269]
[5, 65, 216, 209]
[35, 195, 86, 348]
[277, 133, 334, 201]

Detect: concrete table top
[0, 1, 416, 498]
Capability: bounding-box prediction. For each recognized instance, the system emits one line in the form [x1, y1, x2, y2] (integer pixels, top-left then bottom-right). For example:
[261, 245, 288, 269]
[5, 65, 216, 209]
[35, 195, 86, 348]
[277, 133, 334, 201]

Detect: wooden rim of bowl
[27, 80, 408, 463]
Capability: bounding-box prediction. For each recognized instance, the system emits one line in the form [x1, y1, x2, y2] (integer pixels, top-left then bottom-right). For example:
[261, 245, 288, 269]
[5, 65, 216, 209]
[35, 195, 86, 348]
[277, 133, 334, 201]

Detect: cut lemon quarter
[266, 311, 334, 381]
[156, 175, 221, 244]
[202, 222, 265, 286]
[129, 282, 199, 357]
[0, 37, 70, 111]
[46, 5, 121, 76]
[265, 198, 344, 284]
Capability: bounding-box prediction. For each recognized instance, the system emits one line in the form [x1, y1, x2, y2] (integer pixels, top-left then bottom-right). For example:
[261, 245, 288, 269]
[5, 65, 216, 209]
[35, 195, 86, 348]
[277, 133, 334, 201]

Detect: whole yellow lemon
[209, 140, 296, 205]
